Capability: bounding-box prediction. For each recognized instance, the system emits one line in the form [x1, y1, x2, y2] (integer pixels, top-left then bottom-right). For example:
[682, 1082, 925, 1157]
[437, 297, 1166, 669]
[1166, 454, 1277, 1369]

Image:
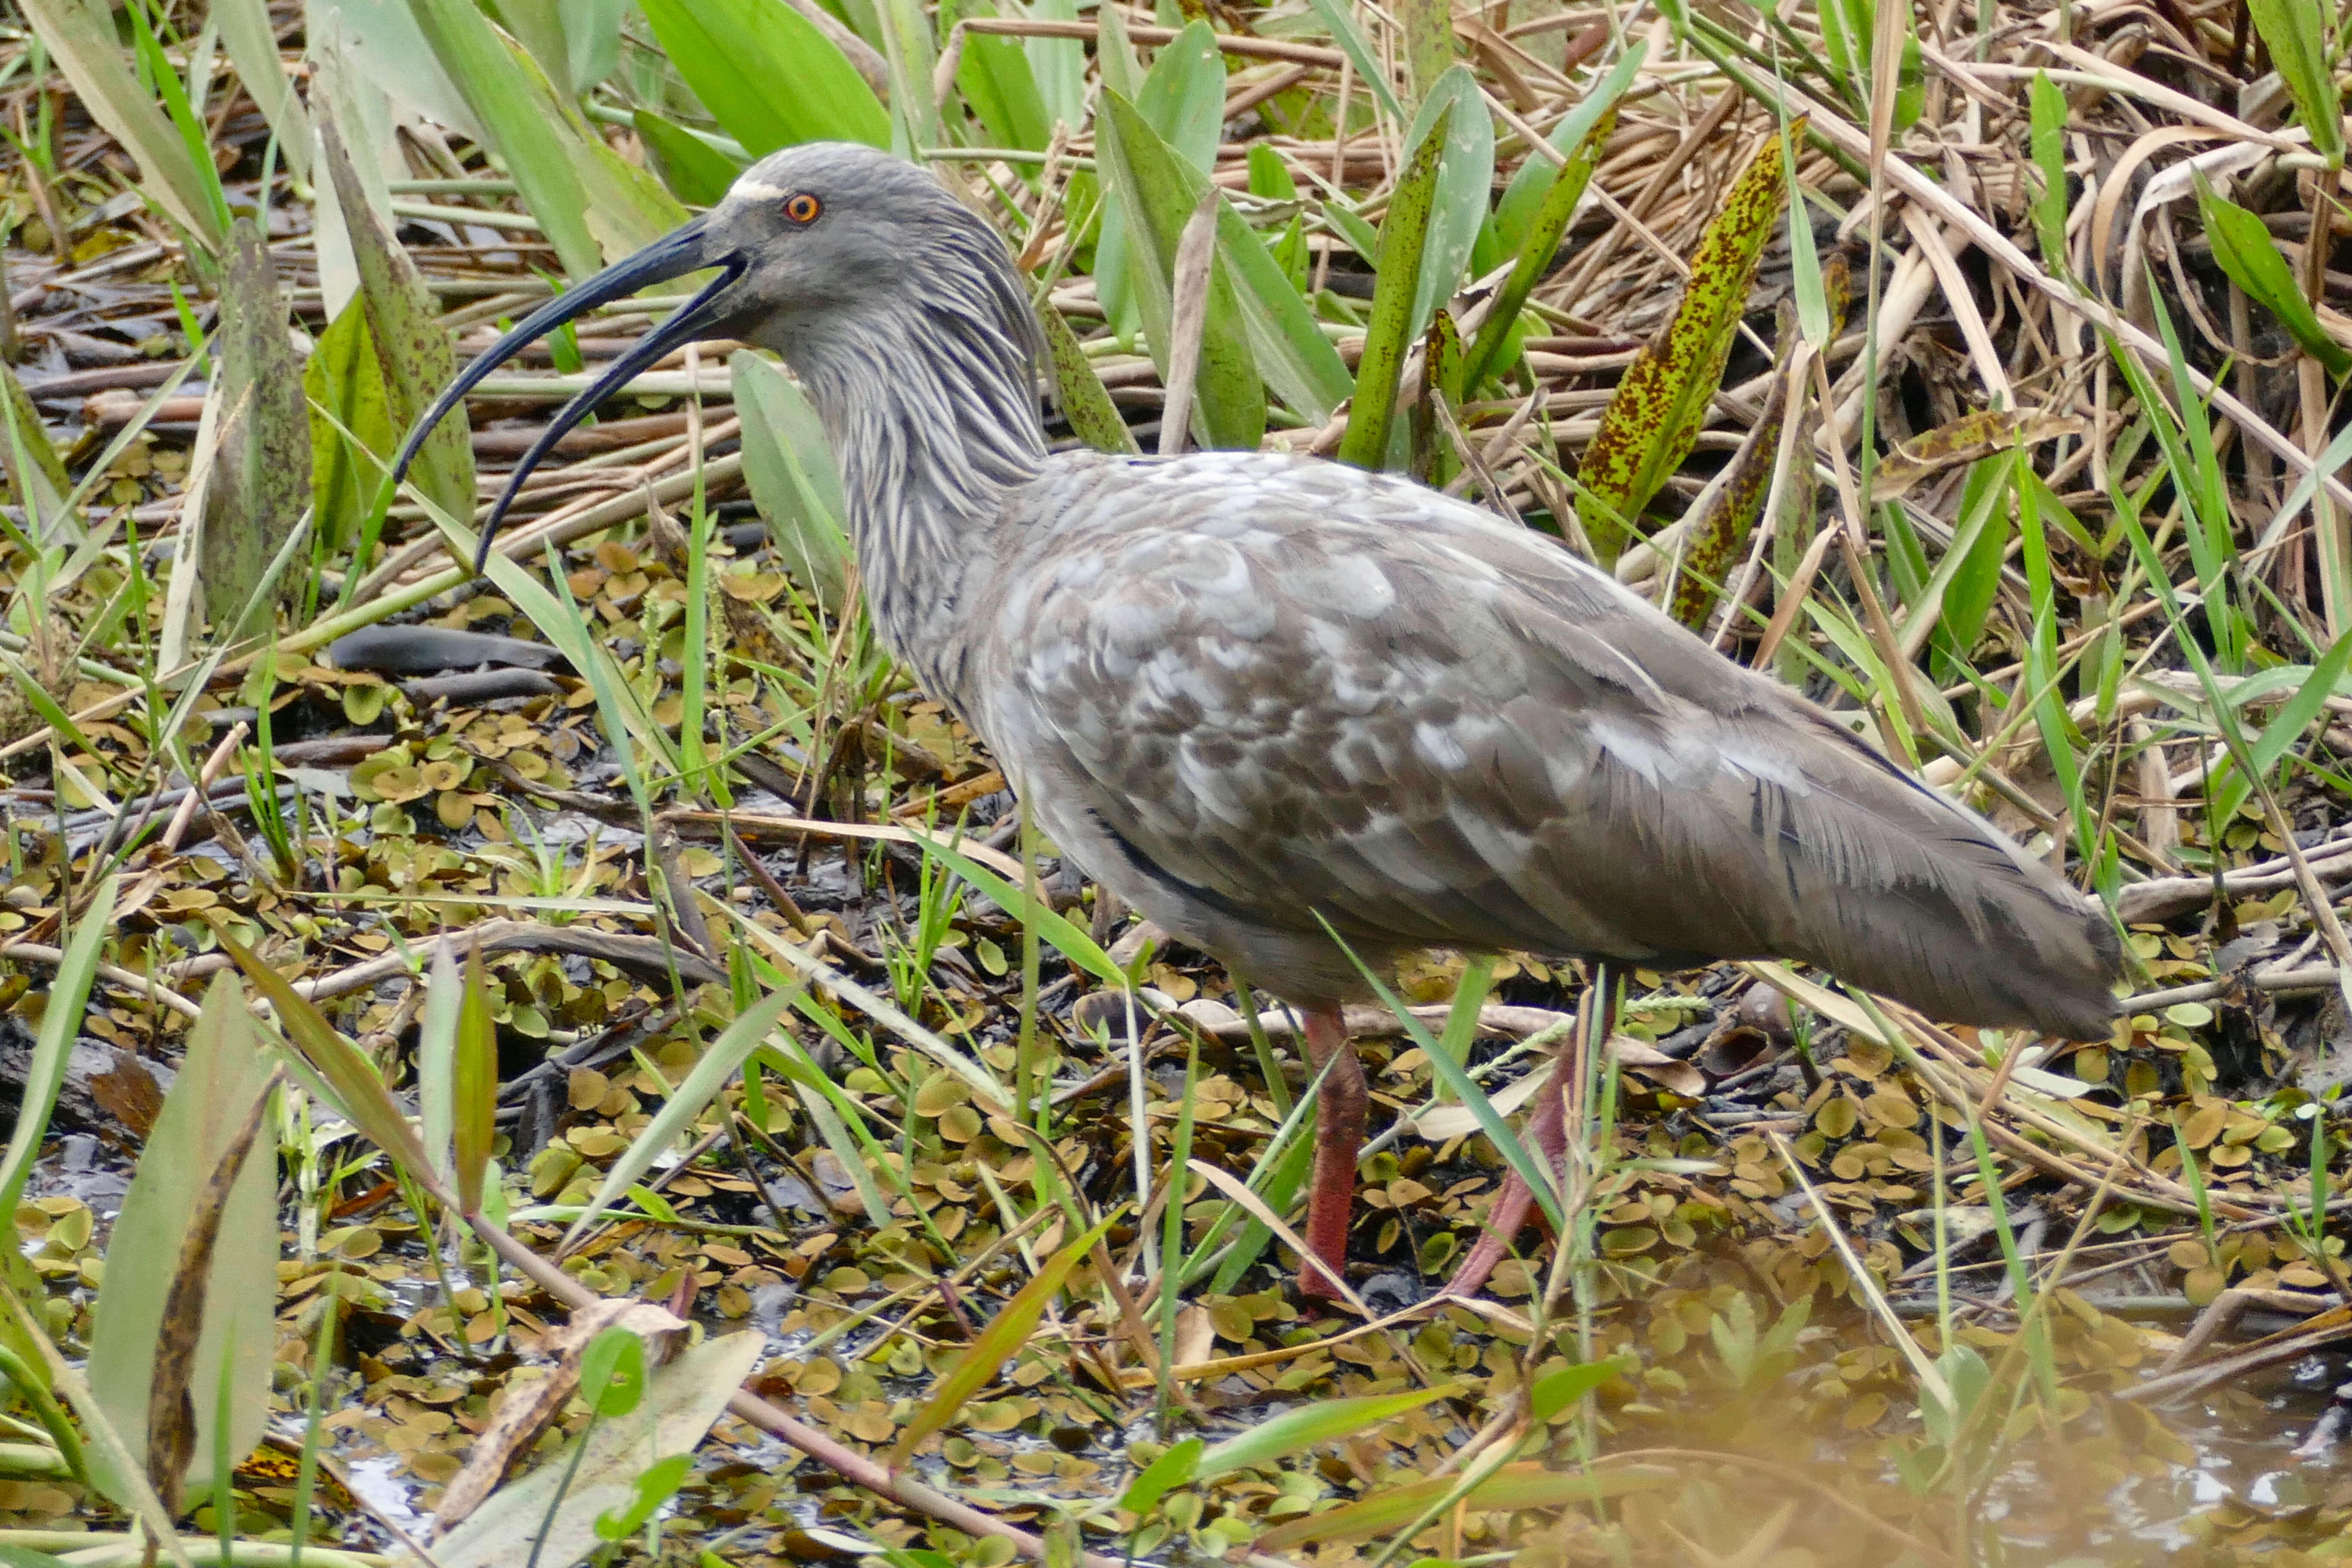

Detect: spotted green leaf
[1337, 102, 1449, 471]
[1402, 67, 1495, 352]
[1038, 303, 1142, 455]
[318, 117, 474, 532]
[1578, 122, 1796, 565]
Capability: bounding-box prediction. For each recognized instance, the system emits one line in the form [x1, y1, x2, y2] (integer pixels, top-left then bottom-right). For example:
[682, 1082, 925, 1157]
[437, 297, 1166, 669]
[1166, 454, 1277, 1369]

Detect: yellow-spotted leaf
[1577, 122, 1799, 566]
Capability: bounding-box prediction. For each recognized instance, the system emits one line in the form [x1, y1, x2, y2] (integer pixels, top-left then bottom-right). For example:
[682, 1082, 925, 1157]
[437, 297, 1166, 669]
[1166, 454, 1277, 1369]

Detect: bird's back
[953, 449, 2119, 1039]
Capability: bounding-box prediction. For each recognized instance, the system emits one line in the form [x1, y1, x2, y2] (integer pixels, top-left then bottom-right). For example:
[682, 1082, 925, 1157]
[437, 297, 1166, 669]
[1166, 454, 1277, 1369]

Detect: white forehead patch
[735, 180, 790, 201]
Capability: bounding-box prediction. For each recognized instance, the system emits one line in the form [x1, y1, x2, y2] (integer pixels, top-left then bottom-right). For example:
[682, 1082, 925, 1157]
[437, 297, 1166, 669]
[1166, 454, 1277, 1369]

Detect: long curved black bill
[387, 215, 739, 573]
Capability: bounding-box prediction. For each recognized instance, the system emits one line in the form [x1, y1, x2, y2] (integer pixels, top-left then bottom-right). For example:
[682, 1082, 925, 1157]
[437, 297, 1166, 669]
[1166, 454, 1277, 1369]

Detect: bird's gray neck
[781, 301, 1047, 691]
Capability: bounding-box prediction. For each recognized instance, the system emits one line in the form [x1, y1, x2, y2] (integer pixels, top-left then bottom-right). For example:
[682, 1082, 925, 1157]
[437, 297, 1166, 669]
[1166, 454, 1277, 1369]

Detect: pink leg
[1443, 975, 1615, 1299]
[1298, 1005, 1367, 1301]
[1442, 1049, 1570, 1298]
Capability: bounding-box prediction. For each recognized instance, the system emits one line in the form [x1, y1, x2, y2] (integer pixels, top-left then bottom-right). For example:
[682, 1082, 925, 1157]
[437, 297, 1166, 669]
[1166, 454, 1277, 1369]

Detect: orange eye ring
[784, 192, 822, 225]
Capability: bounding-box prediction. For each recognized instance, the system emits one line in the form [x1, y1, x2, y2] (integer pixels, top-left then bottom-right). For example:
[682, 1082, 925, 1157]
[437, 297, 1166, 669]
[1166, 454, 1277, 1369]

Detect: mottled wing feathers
[972, 452, 2119, 1038]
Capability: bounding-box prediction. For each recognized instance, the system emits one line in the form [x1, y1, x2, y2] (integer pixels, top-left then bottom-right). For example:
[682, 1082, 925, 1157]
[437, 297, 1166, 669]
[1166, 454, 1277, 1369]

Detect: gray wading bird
[393, 142, 2120, 1301]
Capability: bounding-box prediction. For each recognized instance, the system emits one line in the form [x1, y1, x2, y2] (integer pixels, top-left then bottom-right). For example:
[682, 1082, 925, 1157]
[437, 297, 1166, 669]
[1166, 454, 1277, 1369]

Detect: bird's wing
[974, 453, 2117, 1037]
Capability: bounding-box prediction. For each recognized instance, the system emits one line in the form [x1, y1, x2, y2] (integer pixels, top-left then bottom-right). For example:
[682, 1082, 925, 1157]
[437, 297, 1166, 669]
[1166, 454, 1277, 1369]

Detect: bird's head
[392, 142, 1039, 569]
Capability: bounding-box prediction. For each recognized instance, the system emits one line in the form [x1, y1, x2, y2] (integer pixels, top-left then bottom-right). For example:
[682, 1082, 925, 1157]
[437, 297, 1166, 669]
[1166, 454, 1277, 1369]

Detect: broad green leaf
[86, 975, 275, 1508]
[892, 1214, 1120, 1467]
[21, 0, 228, 252]
[416, 940, 463, 1190]
[317, 116, 474, 530]
[1337, 104, 1450, 470]
[1135, 21, 1226, 169]
[1194, 1386, 1460, 1481]
[486, 0, 615, 95]
[559, 987, 801, 1249]
[956, 6, 1053, 153]
[732, 351, 857, 608]
[305, 298, 396, 561]
[406, 0, 683, 274]
[1214, 194, 1354, 424]
[633, 109, 747, 206]
[1024, 0, 1087, 129]
[1400, 67, 1495, 351]
[2245, 0, 2341, 167]
[1936, 453, 2018, 660]
[0, 878, 116, 1226]
[639, 0, 889, 153]
[1095, 91, 1265, 450]
[1096, 20, 1225, 344]
[2028, 71, 2070, 273]
[2194, 171, 2351, 376]
[1038, 303, 1142, 455]
[579, 1328, 646, 1418]
[1528, 1358, 1624, 1423]
[1578, 121, 1795, 565]
[594, 1453, 690, 1540]
[142, 1068, 274, 1516]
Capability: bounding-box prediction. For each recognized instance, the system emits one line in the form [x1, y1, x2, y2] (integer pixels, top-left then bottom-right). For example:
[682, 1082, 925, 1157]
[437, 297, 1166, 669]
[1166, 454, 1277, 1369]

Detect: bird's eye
[783, 193, 822, 225]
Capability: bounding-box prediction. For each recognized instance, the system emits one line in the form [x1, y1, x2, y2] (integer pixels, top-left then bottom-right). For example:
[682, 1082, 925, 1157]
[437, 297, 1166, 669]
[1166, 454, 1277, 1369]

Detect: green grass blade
[2028, 71, 2070, 273]
[557, 986, 800, 1249]
[891, 1211, 1120, 1466]
[2245, 0, 2341, 166]
[0, 876, 117, 1225]
[1302, 0, 1404, 121]
[732, 350, 855, 608]
[1193, 1386, 1460, 1482]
